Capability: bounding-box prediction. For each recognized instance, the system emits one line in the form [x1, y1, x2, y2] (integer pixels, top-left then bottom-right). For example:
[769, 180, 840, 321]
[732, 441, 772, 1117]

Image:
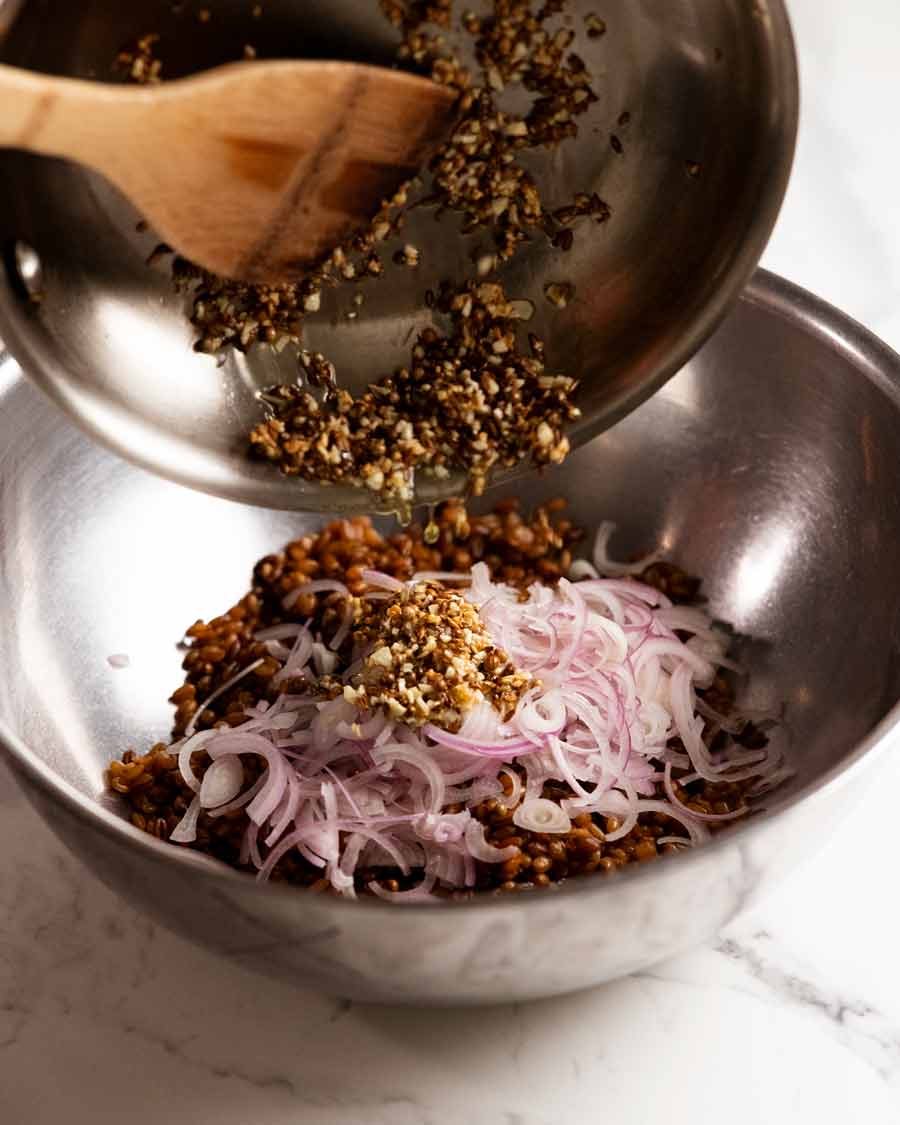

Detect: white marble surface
[4, 1, 900, 1121]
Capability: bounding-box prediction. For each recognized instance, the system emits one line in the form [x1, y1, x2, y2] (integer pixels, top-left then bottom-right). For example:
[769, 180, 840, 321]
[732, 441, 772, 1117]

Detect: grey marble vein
[716, 932, 900, 1083]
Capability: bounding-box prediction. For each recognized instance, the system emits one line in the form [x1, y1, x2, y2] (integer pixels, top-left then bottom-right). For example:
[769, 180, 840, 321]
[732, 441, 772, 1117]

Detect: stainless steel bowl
[2, 271, 899, 1004]
[0, 0, 797, 512]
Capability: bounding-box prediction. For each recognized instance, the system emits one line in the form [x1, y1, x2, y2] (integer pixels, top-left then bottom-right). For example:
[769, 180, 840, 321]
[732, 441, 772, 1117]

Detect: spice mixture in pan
[108, 500, 780, 900]
[123, 1, 613, 508]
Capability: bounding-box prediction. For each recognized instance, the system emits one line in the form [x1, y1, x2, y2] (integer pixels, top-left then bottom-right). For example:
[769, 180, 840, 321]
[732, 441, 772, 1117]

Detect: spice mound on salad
[108, 500, 783, 900]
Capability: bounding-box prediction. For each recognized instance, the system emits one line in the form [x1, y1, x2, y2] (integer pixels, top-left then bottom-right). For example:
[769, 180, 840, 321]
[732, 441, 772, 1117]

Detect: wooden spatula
[0, 60, 457, 283]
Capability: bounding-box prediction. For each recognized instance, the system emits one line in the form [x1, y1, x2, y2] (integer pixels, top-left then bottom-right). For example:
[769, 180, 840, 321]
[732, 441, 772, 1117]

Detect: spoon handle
[0, 63, 141, 166]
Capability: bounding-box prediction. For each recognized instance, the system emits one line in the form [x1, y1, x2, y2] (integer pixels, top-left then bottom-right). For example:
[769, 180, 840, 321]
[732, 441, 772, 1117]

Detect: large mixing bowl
[0, 0, 797, 511]
[1, 271, 899, 1004]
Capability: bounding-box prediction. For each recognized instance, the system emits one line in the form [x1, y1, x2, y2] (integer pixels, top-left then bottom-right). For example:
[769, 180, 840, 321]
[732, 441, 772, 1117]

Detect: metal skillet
[0, 0, 797, 513]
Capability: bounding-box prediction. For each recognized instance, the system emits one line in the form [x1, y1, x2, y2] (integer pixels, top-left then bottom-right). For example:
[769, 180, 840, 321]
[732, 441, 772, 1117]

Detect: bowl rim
[3, 268, 900, 915]
[0, 0, 800, 514]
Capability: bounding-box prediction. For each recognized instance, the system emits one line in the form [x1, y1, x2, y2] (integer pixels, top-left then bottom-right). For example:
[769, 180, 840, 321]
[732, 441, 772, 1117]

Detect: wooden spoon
[0, 60, 458, 283]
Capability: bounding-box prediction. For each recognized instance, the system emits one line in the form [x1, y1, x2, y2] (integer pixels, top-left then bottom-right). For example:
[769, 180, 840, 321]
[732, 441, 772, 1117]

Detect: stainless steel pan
[0, 0, 797, 511]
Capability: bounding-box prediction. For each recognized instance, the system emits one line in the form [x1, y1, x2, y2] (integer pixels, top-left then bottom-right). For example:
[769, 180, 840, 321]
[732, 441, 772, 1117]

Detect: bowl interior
[0, 0, 796, 511]
[2, 273, 900, 833]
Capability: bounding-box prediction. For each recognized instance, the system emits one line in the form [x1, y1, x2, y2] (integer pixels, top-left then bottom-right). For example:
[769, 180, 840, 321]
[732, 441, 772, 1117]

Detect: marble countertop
[3, 1, 900, 1121]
